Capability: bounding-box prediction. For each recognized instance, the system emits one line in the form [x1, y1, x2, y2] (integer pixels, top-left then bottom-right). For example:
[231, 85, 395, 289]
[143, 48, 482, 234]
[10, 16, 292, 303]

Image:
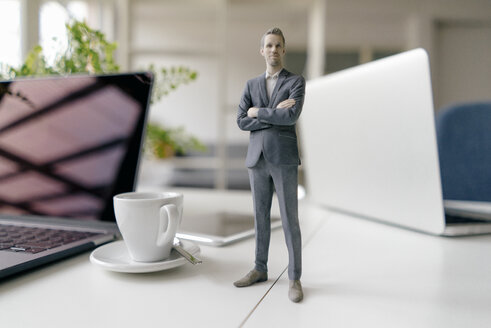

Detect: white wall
[435, 22, 491, 109]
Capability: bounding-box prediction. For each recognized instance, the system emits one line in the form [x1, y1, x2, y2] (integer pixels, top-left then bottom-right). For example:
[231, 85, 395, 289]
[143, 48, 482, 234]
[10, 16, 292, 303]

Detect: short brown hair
[260, 27, 286, 48]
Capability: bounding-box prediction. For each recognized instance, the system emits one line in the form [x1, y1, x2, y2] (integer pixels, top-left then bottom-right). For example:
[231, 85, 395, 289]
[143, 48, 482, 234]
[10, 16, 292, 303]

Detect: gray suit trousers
[248, 154, 302, 280]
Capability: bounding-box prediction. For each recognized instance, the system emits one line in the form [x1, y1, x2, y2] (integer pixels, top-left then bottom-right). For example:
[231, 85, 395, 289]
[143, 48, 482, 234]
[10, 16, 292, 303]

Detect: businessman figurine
[234, 27, 306, 303]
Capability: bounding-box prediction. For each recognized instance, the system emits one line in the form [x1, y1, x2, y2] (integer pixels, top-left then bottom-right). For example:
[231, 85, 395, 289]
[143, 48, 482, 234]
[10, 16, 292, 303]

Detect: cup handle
[157, 204, 179, 247]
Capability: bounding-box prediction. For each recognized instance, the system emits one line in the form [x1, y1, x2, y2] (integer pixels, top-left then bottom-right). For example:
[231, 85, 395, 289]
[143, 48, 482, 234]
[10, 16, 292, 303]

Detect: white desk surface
[1, 188, 491, 328]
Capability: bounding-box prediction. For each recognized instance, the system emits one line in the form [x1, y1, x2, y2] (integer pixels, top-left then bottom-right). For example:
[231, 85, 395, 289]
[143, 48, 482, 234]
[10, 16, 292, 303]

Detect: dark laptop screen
[0, 73, 152, 221]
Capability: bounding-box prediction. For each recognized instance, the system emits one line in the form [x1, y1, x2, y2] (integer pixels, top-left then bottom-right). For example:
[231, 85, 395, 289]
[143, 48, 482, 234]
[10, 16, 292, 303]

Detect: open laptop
[300, 48, 491, 236]
[0, 72, 153, 279]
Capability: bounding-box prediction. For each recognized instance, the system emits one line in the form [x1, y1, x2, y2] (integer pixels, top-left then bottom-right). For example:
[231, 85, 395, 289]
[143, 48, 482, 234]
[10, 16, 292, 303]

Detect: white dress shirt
[265, 69, 282, 101]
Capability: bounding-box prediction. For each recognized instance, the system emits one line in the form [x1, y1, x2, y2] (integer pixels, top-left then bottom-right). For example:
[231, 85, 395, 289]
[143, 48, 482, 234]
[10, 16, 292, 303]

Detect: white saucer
[90, 240, 200, 273]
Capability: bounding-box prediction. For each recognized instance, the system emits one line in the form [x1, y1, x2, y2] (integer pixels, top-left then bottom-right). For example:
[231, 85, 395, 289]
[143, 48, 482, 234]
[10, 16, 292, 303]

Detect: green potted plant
[0, 19, 205, 160]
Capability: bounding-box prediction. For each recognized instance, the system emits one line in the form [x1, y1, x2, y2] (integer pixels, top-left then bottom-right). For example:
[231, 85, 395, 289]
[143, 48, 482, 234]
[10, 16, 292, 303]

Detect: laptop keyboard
[445, 214, 491, 225]
[0, 224, 102, 254]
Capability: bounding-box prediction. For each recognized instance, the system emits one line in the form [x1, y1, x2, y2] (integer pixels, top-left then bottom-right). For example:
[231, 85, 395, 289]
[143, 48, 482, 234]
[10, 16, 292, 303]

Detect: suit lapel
[258, 73, 269, 107]
[269, 69, 288, 107]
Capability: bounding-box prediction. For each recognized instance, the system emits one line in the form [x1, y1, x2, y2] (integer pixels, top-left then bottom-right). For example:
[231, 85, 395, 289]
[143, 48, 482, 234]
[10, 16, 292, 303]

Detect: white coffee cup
[113, 191, 183, 262]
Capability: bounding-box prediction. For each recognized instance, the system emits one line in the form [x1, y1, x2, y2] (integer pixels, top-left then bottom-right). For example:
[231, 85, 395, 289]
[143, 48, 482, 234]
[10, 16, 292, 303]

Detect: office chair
[436, 102, 491, 201]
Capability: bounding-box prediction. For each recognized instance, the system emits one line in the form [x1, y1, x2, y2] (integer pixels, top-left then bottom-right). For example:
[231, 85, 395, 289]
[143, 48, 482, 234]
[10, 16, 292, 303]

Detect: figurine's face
[260, 34, 285, 68]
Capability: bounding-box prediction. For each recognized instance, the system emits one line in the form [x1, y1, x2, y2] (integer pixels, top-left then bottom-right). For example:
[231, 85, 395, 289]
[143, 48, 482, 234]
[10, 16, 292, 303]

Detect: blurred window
[285, 49, 401, 77]
[325, 51, 360, 74]
[39, 1, 88, 66]
[0, 0, 21, 68]
[373, 50, 400, 60]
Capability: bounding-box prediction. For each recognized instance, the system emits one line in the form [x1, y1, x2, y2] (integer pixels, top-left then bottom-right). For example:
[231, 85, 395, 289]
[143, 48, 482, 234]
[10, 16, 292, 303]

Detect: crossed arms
[247, 98, 296, 118]
[237, 76, 305, 131]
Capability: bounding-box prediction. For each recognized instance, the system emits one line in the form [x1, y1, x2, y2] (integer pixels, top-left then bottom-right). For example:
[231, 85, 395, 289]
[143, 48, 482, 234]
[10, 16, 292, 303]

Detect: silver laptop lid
[300, 48, 446, 234]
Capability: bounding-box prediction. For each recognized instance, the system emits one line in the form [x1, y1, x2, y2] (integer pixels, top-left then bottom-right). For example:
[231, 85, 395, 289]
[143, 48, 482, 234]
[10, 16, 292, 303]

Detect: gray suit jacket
[237, 69, 306, 167]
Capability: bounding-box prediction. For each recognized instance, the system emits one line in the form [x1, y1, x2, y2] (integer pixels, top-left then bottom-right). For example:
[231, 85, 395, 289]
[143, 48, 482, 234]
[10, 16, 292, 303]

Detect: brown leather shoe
[289, 280, 303, 303]
[233, 269, 268, 287]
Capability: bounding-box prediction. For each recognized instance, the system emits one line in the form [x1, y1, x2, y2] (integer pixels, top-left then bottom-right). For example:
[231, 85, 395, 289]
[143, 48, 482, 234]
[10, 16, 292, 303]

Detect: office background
[1, 0, 490, 189]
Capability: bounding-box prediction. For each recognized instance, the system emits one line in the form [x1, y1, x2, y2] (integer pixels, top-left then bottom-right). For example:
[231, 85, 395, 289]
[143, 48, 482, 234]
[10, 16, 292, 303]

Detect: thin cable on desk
[237, 216, 327, 327]
[238, 266, 287, 328]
